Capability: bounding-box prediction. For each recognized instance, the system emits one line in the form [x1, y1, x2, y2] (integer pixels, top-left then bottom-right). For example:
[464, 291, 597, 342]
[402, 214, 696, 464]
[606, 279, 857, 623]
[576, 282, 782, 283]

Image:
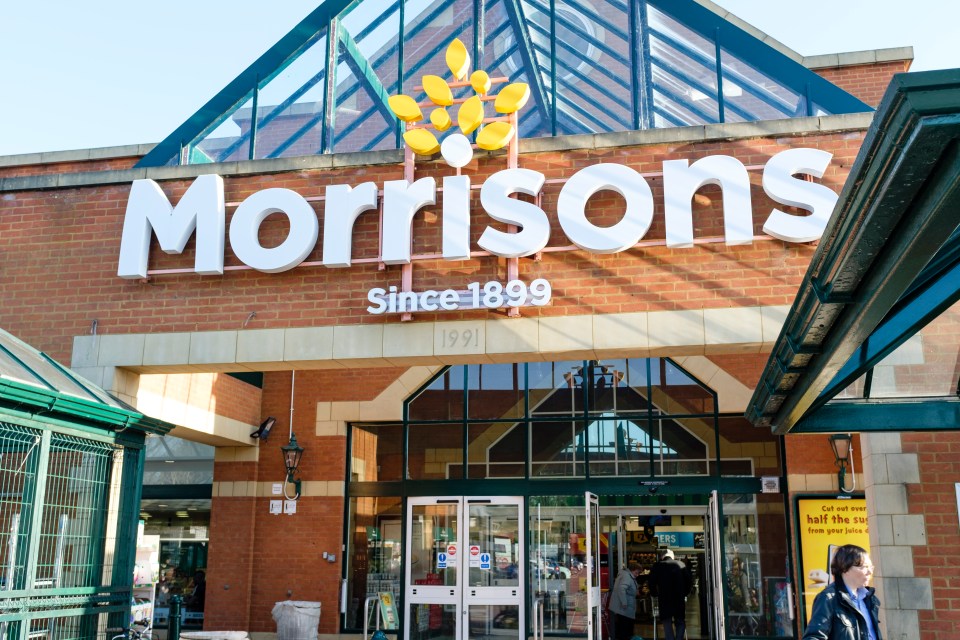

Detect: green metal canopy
[0, 328, 172, 436]
[137, 0, 870, 168]
[746, 69, 960, 434]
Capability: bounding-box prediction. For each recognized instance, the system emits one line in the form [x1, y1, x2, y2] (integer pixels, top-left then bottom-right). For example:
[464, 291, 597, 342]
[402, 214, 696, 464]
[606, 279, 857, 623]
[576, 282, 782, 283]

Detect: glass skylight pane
[484, 0, 552, 139]
[192, 93, 255, 164]
[402, 0, 475, 100]
[552, 0, 633, 134]
[254, 32, 328, 159]
[719, 48, 806, 121]
[648, 6, 720, 126]
[865, 303, 960, 399]
[331, 54, 396, 153]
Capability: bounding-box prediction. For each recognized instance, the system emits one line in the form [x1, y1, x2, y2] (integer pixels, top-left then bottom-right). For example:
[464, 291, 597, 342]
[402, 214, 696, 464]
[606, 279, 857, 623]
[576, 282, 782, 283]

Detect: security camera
[648, 486, 658, 494]
[660, 509, 667, 515]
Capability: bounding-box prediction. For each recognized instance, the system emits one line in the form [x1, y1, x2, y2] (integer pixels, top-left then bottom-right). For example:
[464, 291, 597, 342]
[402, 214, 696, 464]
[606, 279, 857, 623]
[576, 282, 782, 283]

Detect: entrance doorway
[405, 497, 525, 640]
[593, 498, 724, 640]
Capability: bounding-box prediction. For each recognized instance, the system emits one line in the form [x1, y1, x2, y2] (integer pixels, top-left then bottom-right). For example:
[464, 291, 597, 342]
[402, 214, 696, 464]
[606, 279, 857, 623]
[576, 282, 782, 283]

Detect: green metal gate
[0, 328, 173, 639]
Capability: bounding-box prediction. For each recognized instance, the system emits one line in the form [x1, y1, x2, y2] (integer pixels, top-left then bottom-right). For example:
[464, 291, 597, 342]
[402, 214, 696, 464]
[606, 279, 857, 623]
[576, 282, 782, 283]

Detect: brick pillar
[205, 447, 261, 630]
[860, 433, 932, 639]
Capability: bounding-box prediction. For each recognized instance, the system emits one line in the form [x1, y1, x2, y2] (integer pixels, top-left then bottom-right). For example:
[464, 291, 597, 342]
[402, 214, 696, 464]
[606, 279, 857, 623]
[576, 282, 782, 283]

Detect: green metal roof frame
[0, 329, 174, 436]
[136, 0, 871, 168]
[746, 69, 960, 434]
[0, 376, 174, 436]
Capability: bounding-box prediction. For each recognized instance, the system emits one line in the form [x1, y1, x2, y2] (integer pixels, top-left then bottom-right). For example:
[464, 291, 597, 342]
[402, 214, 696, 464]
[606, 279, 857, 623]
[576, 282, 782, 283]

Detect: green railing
[0, 421, 146, 640]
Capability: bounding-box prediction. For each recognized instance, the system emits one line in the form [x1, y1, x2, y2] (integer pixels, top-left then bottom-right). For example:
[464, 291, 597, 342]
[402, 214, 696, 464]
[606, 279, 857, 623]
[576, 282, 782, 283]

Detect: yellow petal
[494, 83, 530, 114]
[476, 122, 516, 151]
[422, 75, 454, 106]
[470, 70, 492, 95]
[445, 39, 470, 81]
[388, 94, 423, 122]
[430, 108, 452, 131]
[403, 129, 441, 155]
[457, 95, 484, 135]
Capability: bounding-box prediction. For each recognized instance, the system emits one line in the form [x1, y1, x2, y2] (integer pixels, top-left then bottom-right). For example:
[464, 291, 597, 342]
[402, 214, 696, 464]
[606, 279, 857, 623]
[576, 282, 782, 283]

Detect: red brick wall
[206, 368, 404, 633]
[784, 433, 863, 476]
[813, 60, 911, 108]
[0, 155, 141, 178]
[0, 129, 868, 634]
[901, 432, 960, 639]
[0, 132, 863, 363]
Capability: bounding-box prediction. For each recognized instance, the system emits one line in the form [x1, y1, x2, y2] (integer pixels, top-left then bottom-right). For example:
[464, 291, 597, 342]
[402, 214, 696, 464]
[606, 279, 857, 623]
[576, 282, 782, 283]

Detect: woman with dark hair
[802, 545, 881, 640]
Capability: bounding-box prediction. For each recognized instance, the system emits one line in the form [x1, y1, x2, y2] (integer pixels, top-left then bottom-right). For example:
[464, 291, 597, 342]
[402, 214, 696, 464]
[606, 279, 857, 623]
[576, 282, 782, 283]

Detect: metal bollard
[169, 595, 182, 640]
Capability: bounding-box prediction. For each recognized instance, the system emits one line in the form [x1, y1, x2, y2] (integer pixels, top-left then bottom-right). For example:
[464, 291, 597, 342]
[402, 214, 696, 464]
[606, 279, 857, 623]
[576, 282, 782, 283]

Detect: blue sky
[1, 1, 956, 156]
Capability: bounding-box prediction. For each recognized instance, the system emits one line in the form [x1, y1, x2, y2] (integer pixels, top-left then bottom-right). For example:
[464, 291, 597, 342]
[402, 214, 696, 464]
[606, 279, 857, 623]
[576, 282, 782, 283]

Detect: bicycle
[107, 621, 159, 640]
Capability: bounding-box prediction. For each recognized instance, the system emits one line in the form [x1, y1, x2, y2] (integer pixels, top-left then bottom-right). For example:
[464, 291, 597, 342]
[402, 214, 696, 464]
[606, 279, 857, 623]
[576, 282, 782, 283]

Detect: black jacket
[648, 558, 692, 617]
[802, 581, 881, 640]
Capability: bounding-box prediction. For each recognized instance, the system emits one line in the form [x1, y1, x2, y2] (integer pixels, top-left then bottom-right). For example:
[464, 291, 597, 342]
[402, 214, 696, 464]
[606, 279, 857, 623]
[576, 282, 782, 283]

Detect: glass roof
[838, 300, 960, 401]
[138, 0, 869, 167]
[0, 327, 126, 409]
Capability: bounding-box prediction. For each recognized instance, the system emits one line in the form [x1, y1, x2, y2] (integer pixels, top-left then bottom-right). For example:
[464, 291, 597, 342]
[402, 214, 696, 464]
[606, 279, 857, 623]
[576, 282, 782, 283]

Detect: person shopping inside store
[608, 561, 642, 640]
[648, 549, 692, 640]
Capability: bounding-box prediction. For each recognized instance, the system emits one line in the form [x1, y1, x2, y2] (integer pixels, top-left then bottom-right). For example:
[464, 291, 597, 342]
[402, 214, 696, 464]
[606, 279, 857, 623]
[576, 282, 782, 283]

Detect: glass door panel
[706, 491, 726, 640]
[585, 493, 600, 640]
[407, 498, 461, 640]
[407, 497, 524, 640]
[465, 498, 523, 640]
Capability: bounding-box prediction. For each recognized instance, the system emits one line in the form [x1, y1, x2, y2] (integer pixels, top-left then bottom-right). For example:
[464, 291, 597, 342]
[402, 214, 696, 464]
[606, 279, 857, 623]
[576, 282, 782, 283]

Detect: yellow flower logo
[388, 39, 530, 168]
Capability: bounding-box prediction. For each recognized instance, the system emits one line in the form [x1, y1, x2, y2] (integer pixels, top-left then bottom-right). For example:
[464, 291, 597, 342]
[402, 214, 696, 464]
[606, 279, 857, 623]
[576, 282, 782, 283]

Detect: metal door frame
[404, 496, 525, 640]
[601, 504, 724, 640]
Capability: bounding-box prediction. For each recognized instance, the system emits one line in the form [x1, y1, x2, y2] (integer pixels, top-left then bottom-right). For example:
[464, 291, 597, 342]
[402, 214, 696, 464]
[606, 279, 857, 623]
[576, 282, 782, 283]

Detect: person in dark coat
[648, 549, 692, 640]
[802, 545, 881, 640]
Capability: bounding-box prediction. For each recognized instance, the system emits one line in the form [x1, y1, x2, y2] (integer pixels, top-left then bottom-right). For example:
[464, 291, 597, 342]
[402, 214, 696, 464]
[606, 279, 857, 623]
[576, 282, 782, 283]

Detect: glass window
[650, 415, 710, 476]
[483, 0, 552, 140]
[408, 369, 465, 421]
[345, 497, 402, 630]
[866, 303, 960, 398]
[467, 422, 525, 479]
[408, 423, 463, 479]
[402, 0, 475, 100]
[585, 416, 652, 477]
[531, 419, 585, 477]
[332, 0, 401, 153]
[648, 6, 720, 127]
[529, 361, 585, 417]
[467, 363, 524, 420]
[719, 48, 805, 121]
[649, 358, 716, 415]
[191, 93, 255, 163]
[352, 423, 403, 482]
[722, 493, 793, 637]
[254, 33, 328, 160]
[718, 415, 781, 477]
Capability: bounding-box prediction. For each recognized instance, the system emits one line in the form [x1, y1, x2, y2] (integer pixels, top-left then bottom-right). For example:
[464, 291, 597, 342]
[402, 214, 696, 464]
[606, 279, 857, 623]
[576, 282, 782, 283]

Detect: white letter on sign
[662, 155, 753, 248]
[229, 188, 319, 273]
[118, 174, 225, 279]
[762, 148, 837, 243]
[382, 178, 437, 264]
[443, 175, 472, 261]
[322, 182, 378, 267]
[478, 169, 548, 258]
[556, 164, 654, 253]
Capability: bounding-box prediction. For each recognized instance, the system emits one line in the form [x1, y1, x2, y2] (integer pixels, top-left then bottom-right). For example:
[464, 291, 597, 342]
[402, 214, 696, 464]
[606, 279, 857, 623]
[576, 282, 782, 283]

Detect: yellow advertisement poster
[797, 497, 870, 624]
